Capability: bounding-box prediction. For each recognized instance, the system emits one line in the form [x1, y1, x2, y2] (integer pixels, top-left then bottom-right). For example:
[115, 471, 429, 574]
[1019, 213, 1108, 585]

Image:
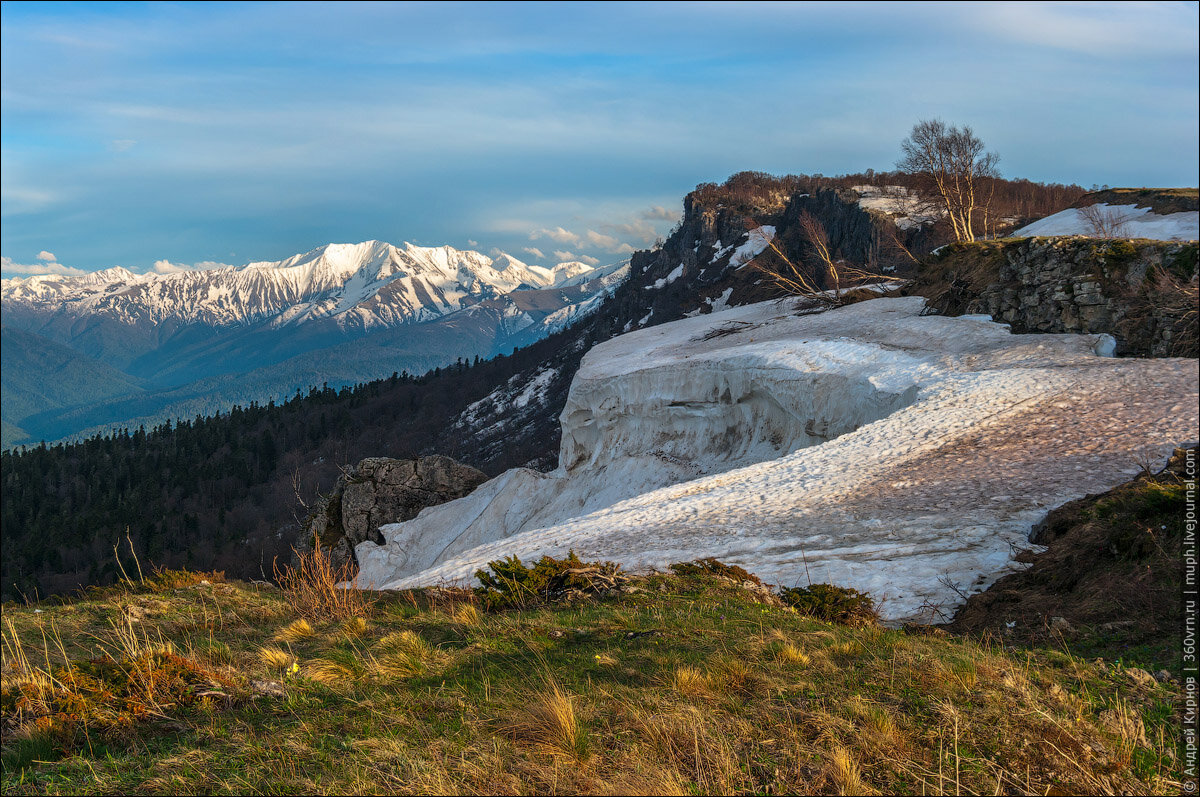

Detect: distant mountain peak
[1, 240, 615, 332]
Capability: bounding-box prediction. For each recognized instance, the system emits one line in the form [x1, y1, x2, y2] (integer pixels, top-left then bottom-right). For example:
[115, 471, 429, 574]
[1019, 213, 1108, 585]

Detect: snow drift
[355, 297, 1199, 621]
[1013, 203, 1199, 240]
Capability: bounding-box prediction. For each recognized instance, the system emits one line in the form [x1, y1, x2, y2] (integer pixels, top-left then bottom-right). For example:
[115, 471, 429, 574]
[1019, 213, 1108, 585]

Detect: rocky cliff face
[298, 455, 488, 571]
[429, 177, 935, 477]
[916, 238, 1199, 357]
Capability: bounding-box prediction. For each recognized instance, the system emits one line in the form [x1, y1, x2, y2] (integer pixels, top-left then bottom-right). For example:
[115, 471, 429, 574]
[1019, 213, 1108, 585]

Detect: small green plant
[474, 551, 622, 610]
[669, 558, 762, 586]
[778, 583, 879, 627]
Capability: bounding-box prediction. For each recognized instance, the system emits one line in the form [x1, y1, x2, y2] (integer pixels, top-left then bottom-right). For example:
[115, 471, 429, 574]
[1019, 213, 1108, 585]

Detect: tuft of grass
[257, 645, 295, 671]
[273, 619, 315, 643]
[374, 630, 447, 679]
[773, 641, 812, 666]
[829, 745, 870, 795]
[450, 603, 481, 626]
[669, 665, 710, 698]
[304, 658, 358, 685]
[339, 617, 370, 638]
[506, 680, 589, 761]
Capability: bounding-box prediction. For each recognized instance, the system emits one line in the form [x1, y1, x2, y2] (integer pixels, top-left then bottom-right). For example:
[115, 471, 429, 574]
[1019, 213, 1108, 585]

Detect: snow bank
[730, 226, 776, 268]
[355, 297, 1198, 622]
[1013, 204, 1199, 240]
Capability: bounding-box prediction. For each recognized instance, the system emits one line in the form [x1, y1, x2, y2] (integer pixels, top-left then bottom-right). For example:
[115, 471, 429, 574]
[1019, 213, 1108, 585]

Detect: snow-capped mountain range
[1, 241, 619, 332]
[0, 241, 628, 447]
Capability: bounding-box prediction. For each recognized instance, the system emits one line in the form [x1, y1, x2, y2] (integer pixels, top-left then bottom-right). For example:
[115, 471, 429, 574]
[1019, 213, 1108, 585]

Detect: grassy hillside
[1, 562, 1185, 795]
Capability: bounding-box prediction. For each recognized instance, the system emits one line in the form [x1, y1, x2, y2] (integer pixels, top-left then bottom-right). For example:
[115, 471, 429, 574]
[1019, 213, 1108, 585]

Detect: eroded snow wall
[354, 305, 921, 588]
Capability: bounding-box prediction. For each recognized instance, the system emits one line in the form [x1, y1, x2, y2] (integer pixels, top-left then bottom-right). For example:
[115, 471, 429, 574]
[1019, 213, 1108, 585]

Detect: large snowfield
[355, 297, 1199, 622]
[1013, 203, 1199, 240]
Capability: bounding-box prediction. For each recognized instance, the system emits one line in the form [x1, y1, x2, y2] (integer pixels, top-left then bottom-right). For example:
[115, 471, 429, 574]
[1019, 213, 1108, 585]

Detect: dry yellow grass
[668, 665, 710, 698]
[339, 616, 370, 638]
[775, 641, 811, 666]
[304, 658, 357, 685]
[257, 645, 295, 671]
[829, 745, 870, 795]
[507, 680, 589, 761]
[450, 603, 481, 626]
[273, 619, 315, 643]
[373, 630, 447, 679]
[274, 540, 373, 622]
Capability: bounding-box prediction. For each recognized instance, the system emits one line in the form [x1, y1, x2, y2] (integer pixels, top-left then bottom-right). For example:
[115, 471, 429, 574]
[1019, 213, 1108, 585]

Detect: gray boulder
[297, 455, 489, 572]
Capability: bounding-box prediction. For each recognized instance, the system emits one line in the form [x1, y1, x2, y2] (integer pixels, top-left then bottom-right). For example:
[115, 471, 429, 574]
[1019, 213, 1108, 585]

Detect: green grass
[0, 567, 1187, 795]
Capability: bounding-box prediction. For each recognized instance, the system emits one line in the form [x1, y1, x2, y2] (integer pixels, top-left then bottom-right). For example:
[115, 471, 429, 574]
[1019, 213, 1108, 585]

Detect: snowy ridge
[1013, 203, 1199, 240]
[1, 241, 618, 332]
[355, 297, 1198, 622]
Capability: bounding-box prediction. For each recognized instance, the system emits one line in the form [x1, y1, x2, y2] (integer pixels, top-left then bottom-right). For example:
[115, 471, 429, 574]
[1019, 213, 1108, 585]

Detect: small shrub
[274, 539, 373, 622]
[474, 551, 622, 610]
[669, 558, 762, 586]
[778, 584, 879, 627]
[2, 621, 233, 762]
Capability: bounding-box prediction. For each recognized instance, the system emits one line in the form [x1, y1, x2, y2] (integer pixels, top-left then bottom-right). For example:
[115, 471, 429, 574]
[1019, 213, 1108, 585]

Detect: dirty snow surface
[355, 297, 1198, 622]
[1013, 203, 1199, 240]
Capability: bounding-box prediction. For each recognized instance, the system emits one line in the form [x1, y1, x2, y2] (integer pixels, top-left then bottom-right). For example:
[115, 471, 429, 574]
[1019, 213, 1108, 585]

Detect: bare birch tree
[1078, 203, 1132, 237]
[897, 119, 1000, 243]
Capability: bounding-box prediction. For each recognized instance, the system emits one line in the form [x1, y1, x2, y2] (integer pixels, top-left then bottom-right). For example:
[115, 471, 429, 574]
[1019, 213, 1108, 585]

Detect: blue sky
[2, 1, 1197, 277]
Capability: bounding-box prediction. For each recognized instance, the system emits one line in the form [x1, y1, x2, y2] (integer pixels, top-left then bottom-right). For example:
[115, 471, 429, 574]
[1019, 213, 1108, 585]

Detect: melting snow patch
[356, 297, 1198, 623]
[731, 226, 776, 269]
[1013, 204, 1199, 240]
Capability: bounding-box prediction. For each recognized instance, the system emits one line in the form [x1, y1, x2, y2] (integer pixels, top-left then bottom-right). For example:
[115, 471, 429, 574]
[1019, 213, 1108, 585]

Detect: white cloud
[521, 246, 545, 259]
[466, 239, 479, 248]
[530, 226, 581, 245]
[36, 250, 57, 261]
[0, 255, 88, 277]
[576, 254, 600, 266]
[584, 229, 622, 251]
[972, 2, 1199, 57]
[109, 139, 137, 152]
[641, 206, 679, 221]
[602, 218, 659, 245]
[551, 250, 578, 262]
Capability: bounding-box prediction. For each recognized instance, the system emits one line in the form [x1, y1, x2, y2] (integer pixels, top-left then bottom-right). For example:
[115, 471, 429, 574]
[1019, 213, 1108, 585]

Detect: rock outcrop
[298, 455, 488, 571]
[916, 237, 1199, 357]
